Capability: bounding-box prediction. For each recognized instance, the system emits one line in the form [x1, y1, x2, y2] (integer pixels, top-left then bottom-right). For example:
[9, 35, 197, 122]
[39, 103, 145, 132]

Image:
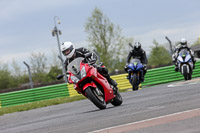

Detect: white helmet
[61, 41, 75, 58]
[180, 38, 187, 45]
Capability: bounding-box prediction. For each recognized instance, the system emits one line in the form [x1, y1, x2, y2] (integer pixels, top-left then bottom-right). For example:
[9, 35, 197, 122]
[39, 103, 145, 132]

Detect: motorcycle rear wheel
[111, 90, 123, 106]
[85, 87, 106, 109]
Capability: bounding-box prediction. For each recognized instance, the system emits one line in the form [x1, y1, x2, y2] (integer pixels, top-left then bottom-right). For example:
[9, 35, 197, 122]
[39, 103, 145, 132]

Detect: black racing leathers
[126, 48, 148, 65]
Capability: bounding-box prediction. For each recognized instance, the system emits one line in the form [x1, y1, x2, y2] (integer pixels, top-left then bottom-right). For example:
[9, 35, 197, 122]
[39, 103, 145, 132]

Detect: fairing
[67, 57, 115, 102]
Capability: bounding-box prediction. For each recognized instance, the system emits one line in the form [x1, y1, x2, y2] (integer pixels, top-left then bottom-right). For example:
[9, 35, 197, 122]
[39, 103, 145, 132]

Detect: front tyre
[132, 73, 138, 91]
[111, 90, 123, 106]
[85, 87, 106, 109]
[183, 66, 188, 80]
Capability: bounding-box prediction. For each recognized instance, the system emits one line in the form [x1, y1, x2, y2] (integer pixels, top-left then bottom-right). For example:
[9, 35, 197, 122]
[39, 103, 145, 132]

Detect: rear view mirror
[56, 74, 64, 80]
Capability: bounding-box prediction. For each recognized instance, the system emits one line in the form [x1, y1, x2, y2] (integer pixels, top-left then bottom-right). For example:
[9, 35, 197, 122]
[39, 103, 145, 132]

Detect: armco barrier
[0, 62, 200, 107]
[0, 99, 1, 108]
[113, 61, 200, 88]
[66, 61, 200, 97]
[0, 83, 69, 107]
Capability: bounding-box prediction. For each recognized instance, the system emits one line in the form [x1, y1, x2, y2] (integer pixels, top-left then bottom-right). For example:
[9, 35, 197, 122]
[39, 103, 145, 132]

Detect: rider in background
[172, 38, 196, 72]
[125, 42, 148, 82]
[61, 41, 118, 88]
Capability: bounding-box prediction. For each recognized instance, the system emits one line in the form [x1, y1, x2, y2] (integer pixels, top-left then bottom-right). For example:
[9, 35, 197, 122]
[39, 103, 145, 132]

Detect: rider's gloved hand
[124, 63, 128, 72]
[87, 53, 96, 64]
[174, 52, 178, 58]
[143, 64, 147, 70]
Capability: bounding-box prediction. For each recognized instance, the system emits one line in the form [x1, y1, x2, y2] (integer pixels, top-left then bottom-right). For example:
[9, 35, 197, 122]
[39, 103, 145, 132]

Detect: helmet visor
[62, 45, 74, 56]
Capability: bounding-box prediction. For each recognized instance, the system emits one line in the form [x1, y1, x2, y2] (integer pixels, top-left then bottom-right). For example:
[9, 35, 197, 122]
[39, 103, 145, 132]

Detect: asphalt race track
[0, 78, 200, 133]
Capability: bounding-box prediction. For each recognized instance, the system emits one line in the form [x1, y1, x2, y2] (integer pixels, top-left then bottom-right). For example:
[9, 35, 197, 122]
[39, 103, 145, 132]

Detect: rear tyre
[111, 90, 123, 106]
[132, 74, 138, 91]
[85, 87, 106, 109]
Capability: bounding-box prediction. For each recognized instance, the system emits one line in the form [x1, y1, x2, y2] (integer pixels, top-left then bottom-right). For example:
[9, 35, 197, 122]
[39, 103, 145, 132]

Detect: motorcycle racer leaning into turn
[61, 41, 118, 90]
[172, 38, 196, 72]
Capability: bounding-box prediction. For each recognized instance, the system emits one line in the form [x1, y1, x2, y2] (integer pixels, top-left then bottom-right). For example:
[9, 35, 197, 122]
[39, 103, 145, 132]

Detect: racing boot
[174, 62, 178, 72]
[141, 76, 144, 82]
[193, 59, 196, 69]
[99, 66, 118, 91]
[107, 78, 118, 87]
[107, 78, 118, 94]
[140, 73, 144, 82]
[175, 65, 178, 72]
[140, 70, 145, 82]
[126, 75, 129, 79]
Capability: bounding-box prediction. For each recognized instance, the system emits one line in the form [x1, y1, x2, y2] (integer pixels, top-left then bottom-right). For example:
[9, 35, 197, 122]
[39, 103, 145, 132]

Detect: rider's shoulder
[141, 49, 146, 53]
[76, 47, 84, 51]
[81, 47, 89, 51]
[76, 47, 88, 52]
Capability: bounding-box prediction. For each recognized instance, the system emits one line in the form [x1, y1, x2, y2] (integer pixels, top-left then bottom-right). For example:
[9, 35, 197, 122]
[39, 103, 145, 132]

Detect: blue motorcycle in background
[126, 59, 144, 91]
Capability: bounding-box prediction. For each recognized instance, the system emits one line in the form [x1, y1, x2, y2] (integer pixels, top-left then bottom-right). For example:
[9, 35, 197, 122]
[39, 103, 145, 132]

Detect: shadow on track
[80, 104, 126, 114]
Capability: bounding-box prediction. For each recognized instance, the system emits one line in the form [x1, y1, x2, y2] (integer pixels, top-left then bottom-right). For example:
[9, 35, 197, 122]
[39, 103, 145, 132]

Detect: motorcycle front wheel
[132, 73, 139, 91]
[183, 66, 189, 80]
[85, 87, 106, 109]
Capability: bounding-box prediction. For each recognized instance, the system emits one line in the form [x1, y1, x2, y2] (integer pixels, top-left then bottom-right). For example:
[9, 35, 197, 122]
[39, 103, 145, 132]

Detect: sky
[1, 0, 200, 70]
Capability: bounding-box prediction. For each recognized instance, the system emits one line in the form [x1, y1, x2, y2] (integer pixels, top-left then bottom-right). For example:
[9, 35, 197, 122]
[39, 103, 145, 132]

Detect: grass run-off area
[0, 95, 86, 116]
[0, 89, 128, 116]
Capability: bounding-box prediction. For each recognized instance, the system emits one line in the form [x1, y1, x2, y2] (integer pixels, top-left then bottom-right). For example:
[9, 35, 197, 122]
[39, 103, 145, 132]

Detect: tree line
[0, 8, 199, 92]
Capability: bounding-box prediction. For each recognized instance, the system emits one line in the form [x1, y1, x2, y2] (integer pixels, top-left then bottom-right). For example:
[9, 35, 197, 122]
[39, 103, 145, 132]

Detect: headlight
[177, 56, 183, 62]
[133, 62, 138, 66]
[71, 76, 80, 83]
[185, 54, 191, 62]
[81, 66, 86, 78]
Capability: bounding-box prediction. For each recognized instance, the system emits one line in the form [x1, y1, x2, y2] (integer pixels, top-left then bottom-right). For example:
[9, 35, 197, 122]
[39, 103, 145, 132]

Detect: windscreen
[130, 59, 141, 64]
[179, 49, 188, 55]
[67, 57, 84, 77]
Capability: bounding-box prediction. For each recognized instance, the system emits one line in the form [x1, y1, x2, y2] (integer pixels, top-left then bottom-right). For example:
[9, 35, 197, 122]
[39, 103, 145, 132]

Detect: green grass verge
[0, 95, 86, 116]
[0, 89, 129, 116]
